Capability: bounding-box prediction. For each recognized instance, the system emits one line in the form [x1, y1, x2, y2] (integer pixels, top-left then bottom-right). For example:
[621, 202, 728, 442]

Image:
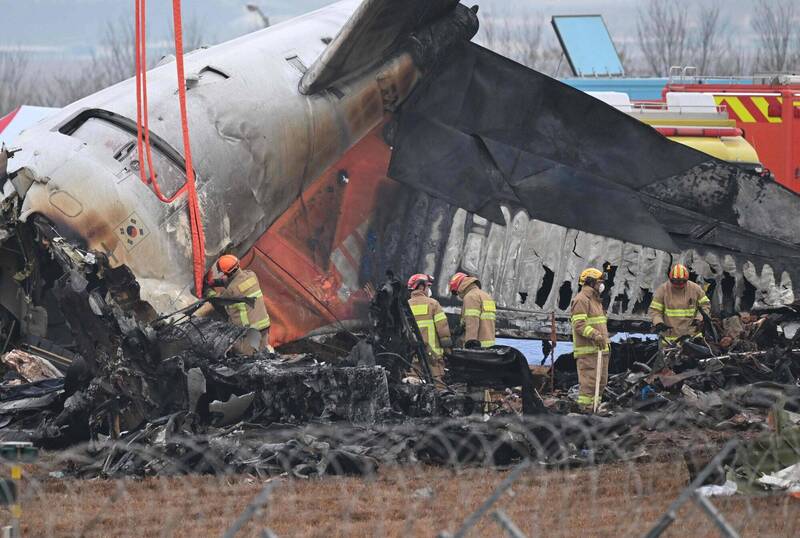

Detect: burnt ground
[5, 459, 798, 537]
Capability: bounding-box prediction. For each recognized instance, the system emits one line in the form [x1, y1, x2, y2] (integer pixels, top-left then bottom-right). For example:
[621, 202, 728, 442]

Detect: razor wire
[0, 407, 798, 538]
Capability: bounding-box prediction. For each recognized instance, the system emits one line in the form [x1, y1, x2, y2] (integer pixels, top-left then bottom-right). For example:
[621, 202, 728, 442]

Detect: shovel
[592, 348, 603, 413]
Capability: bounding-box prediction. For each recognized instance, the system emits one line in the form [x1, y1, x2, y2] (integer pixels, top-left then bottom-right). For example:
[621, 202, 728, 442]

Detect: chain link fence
[1, 406, 798, 537]
[1, 280, 799, 536]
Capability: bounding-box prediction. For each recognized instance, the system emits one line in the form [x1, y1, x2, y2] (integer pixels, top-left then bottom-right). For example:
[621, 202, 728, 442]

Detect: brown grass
[2, 459, 798, 537]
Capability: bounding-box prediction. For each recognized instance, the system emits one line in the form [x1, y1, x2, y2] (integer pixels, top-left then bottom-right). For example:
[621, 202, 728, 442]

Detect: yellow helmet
[579, 268, 603, 286]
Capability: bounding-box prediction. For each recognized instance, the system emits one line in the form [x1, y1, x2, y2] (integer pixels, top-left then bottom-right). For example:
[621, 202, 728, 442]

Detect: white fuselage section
[8, 0, 418, 313]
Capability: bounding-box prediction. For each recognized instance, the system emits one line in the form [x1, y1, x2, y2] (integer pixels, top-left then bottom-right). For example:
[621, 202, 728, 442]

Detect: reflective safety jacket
[649, 280, 710, 342]
[570, 285, 609, 358]
[210, 268, 271, 331]
[408, 290, 452, 357]
[457, 277, 496, 348]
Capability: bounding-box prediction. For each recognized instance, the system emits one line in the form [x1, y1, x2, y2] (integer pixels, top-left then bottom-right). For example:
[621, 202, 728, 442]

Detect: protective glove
[464, 339, 481, 349]
[652, 322, 668, 334]
[591, 332, 605, 346]
[402, 376, 423, 385]
[451, 324, 465, 338]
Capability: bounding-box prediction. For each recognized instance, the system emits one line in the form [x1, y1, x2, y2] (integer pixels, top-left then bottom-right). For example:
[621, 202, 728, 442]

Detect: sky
[0, 0, 755, 79]
[0, 1, 334, 58]
[1, 0, 757, 60]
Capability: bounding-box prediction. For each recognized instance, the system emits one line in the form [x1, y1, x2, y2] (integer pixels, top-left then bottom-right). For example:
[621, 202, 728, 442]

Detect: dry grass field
[3, 458, 798, 537]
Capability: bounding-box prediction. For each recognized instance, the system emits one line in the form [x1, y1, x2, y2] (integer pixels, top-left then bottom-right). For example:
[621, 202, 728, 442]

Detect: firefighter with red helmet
[197, 254, 272, 355]
[407, 273, 452, 381]
[649, 263, 711, 344]
[449, 272, 496, 349]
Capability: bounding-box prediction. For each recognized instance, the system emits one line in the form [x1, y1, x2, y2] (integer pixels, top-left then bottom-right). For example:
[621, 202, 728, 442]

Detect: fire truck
[588, 91, 762, 173]
[665, 75, 800, 193]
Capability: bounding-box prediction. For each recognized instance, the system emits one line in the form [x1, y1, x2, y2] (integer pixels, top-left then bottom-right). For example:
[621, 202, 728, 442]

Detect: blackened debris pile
[553, 307, 800, 407]
[0, 255, 799, 483]
[58, 413, 644, 479]
[0, 272, 540, 453]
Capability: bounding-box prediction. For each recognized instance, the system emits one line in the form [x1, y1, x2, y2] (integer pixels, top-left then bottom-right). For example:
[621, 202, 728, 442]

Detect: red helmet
[217, 254, 240, 275]
[669, 264, 689, 281]
[449, 272, 468, 294]
[407, 273, 432, 290]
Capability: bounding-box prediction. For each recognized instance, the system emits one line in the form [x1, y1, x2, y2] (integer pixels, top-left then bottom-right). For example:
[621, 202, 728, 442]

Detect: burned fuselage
[2, 0, 800, 354]
[0, 1, 455, 345]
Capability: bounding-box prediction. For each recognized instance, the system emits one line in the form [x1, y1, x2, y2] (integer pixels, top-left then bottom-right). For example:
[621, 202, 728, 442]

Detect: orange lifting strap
[134, 0, 206, 297]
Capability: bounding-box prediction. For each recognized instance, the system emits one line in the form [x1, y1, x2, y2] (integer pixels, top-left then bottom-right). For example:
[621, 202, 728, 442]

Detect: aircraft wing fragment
[387, 42, 800, 263]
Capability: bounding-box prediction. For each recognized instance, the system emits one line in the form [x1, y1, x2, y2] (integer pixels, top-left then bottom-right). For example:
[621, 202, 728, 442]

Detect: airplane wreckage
[1, 0, 800, 451]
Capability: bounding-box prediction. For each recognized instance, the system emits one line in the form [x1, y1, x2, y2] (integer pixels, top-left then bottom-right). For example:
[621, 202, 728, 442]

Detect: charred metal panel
[234, 113, 728, 345]
[640, 166, 800, 245]
[387, 42, 800, 268]
[368, 188, 798, 339]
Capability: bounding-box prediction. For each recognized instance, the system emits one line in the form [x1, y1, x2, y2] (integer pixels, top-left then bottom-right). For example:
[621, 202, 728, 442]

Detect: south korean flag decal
[116, 212, 149, 251]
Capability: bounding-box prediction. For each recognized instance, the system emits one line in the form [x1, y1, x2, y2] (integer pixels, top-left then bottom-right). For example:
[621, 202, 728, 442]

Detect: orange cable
[171, 0, 207, 296]
[134, 0, 206, 296]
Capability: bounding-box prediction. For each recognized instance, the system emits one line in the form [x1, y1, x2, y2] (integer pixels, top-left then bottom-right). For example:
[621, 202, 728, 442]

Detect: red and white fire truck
[666, 75, 800, 193]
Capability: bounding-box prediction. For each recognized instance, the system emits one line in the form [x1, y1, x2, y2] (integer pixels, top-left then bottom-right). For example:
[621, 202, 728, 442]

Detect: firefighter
[198, 254, 272, 355]
[449, 272, 496, 348]
[649, 263, 711, 345]
[407, 273, 452, 381]
[570, 268, 610, 412]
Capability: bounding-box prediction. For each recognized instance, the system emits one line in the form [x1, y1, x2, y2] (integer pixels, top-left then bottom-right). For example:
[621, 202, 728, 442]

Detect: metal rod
[699, 349, 800, 366]
[593, 349, 602, 413]
[549, 312, 556, 389]
[20, 343, 72, 368]
[492, 510, 526, 538]
[448, 460, 530, 538]
[644, 439, 739, 538]
[692, 492, 740, 538]
[223, 480, 278, 538]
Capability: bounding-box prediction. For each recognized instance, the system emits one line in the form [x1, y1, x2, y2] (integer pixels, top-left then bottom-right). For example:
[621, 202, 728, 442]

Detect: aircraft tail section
[300, 0, 468, 94]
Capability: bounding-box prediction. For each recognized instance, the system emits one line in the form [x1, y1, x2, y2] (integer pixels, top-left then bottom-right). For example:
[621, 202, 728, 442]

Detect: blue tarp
[497, 333, 657, 365]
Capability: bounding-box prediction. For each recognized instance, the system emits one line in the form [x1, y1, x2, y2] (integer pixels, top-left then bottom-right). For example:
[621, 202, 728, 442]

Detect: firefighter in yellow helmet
[197, 254, 272, 355]
[449, 272, 496, 348]
[570, 268, 610, 412]
[407, 273, 452, 381]
[649, 264, 711, 345]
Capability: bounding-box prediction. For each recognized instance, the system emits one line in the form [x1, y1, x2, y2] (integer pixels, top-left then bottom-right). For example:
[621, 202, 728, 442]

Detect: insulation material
[1, 350, 63, 383]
